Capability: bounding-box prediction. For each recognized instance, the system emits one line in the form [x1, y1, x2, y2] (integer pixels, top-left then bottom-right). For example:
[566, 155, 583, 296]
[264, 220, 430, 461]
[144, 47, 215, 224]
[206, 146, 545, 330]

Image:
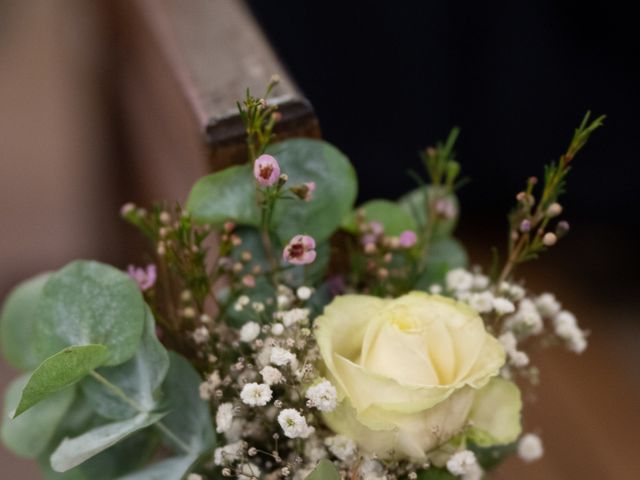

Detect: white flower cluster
[277, 408, 314, 438]
[444, 268, 515, 317]
[553, 310, 587, 353]
[446, 450, 483, 480]
[305, 380, 338, 412]
[518, 433, 544, 462]
[499, 331, 530, 367]
[198, 285, 349, 478]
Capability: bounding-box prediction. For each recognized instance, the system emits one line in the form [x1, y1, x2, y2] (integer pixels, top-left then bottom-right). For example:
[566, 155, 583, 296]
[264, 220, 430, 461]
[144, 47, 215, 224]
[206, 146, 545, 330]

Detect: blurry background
[1, 0, 638, 478]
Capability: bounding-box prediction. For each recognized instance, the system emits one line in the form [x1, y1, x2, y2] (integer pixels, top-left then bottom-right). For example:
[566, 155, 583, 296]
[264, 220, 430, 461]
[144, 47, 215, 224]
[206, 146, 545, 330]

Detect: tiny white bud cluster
[270, 346, 296, 366]
[518, 433, 544, 462]
[240, 321, 261, 343]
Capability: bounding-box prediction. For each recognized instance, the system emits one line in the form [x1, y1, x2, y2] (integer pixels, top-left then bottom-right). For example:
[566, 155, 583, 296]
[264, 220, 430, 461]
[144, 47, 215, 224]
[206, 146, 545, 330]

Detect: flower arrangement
[0, 81, 603, 480]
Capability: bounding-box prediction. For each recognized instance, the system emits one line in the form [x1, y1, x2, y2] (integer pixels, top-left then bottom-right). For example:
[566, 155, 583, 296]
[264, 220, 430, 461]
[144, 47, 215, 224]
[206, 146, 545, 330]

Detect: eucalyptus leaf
[342, 199, 417, 235]
[186, 165, 260, 227]
[469, 441, 517, 471]
[120, 353, 214, 479]
[13, 344, 108, 418]
[416, 467, 457, 479]
[39, 392, 159, 480]
[0, 272, 51, 370]
[159, 352, 214, 453]
[41, 430, 160, 480]
[188, 139, 357, 245]
[50, 411, 166, 472]
[35, 260, 146, 366]
[81, 307, 169, 419]
[1, 374, 75, 458]
[118, 454, 199, 480]
[398, 186, 459, 237]
[306, 459, 340, 480]
[414, 237, 468, 289]
[268, 139, 358, 243]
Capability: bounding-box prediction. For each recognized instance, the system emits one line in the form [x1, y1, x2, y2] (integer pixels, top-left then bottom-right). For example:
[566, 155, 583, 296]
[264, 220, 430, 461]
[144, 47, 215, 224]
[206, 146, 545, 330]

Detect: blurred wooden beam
[111, 0, 319, 203]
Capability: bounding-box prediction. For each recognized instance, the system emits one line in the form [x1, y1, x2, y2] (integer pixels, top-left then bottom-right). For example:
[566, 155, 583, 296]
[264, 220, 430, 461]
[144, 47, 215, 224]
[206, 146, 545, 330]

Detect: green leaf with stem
[13, 345, 108, 418]
[81, 307, 169, 420]
[118, 353, 215, 479]
[50, 411, 167, 472]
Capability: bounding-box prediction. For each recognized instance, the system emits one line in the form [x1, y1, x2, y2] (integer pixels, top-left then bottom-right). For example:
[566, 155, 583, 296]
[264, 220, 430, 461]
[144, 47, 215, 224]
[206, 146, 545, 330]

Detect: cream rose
[315, 292, 521, 461]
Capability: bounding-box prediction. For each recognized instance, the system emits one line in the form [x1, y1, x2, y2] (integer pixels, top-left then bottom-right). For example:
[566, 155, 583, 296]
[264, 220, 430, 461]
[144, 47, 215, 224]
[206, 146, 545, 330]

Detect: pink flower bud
[369, 221, 384, 236]
[304, 182, 316, 201]
[435, 198, 457, 219]
[242, 274, 256, 288]
[283, 235, 316, 265]
[253, 154, 281, 186]
[127, 264, 157, 291]
[120, 202, 136, 217]
[398, 230, 418, 248]
[519, 219, 532, 233]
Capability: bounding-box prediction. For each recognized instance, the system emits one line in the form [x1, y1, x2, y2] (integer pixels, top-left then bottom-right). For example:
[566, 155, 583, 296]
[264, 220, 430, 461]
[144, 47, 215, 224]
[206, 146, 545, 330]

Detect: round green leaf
[39, 394, 159, 480]
[13, 345, 109, 418]
[417, 467, 457, 479]
[35, 260, 146, 366]
[120, 353, 215, 479]
[186, 165, 260, 227]
[50, 411, 166, 472]
[306, 459, 340, 480]
[414, 237, 468, 289]
[268, 139, 358, 243]
[159, 352, 215, 454]
[398, 186, 459, 237]
[81, 307, 169, 419]
[342, 199, 417, 235]
[0, 272, 51, 370]
[1, 374, 75, 458]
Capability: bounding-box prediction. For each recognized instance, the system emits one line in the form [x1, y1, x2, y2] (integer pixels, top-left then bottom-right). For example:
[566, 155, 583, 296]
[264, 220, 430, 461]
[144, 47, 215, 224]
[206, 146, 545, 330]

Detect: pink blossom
[303, 182, 316, 201]
[369, 221, 384, 236]
[399, 230, 418, 248]
[283, 235, 316, 265]
[435, 198, 457, 219]
[242, 274, 256, 288]
[253, 154, 280, 187]
[127, 264, 157, 291]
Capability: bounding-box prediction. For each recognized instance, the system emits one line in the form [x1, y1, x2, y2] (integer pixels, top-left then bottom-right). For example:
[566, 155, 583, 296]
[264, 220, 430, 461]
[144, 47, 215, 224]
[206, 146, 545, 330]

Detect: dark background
[247, 0, 639, 300]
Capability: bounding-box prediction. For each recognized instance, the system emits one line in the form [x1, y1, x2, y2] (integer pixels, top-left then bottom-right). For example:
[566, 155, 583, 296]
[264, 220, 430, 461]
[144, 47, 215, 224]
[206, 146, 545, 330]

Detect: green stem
[89, 371, 192, 454]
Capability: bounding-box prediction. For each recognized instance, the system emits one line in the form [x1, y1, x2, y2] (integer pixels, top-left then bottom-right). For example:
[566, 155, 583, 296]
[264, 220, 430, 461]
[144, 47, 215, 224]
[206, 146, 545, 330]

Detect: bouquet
[0, 81, 603, 480]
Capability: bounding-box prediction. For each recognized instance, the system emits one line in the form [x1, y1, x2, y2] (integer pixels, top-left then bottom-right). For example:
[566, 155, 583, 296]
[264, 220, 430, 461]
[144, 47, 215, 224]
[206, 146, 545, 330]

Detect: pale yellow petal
[468, 378, 522, 446]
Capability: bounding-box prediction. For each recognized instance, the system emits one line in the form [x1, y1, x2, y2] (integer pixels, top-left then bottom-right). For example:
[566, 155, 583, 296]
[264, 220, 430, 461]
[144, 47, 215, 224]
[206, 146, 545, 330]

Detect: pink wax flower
[291, 181, 316, 201]
[127, 264, 157, 291]
[399, 230, 418, 248]
[369, 221, 384, 236]
[435, 197, 457, 219]
[283, 235, 317, 265]
[253, 154, 281, 187]
[303, 182, 316, 201]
